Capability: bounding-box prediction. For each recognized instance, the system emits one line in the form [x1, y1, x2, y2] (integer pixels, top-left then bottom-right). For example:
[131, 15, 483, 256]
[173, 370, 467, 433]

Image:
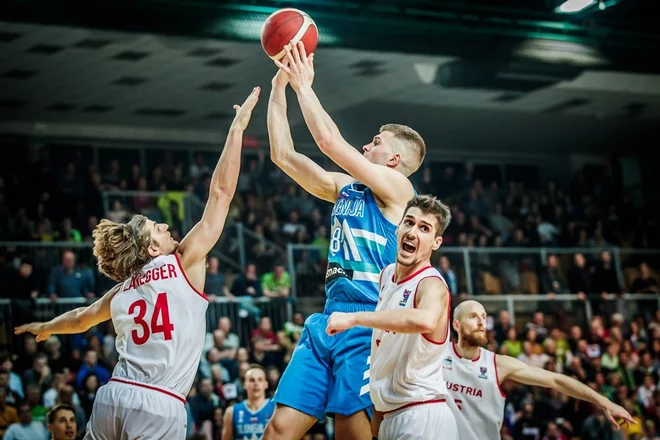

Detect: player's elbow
[316, 131, 337, 154]
[409, 312, 436, 334]
[210, 187, 234, 204]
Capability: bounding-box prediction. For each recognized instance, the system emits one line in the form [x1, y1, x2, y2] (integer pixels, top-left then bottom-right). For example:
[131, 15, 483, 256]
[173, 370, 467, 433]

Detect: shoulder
[225, 404, 235, 417]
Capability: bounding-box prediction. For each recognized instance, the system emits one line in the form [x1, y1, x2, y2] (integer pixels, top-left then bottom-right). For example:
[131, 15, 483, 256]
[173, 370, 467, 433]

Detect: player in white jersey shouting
[326, 194, 457, 440]
[15, 87, 261, 440]
[445, 300, 636, 440]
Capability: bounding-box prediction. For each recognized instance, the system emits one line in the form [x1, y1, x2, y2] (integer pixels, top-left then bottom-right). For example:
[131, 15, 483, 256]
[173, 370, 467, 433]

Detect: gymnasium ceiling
[0, 0, 659, 154]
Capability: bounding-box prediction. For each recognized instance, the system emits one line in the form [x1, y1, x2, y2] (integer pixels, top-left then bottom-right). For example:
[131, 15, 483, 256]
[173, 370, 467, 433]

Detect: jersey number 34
[129, 292, 175, 345]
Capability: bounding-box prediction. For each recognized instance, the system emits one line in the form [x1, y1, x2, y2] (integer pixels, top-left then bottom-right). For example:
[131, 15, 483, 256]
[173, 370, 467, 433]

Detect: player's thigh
[379, 403, 457, 440]
[272, 313, 332, 421]
[263, 404, 318, 440]
[327, 325, 373, 417]
[334, 412, 372, 440]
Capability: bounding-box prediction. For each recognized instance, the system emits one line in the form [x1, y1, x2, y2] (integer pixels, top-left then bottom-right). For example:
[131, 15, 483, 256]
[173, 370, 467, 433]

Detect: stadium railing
[0, 297, 289, 351]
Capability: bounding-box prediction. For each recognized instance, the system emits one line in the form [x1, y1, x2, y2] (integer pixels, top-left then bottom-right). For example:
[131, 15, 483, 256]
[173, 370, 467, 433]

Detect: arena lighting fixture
[555, 0, 597, 13]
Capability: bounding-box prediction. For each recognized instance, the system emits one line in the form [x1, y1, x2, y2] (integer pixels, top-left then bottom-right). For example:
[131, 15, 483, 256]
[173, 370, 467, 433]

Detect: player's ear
[147, 242, 161, 258]
[452, 319, 459, 333]
[388, 152, 401, 167]
[432, 236, 443, 251]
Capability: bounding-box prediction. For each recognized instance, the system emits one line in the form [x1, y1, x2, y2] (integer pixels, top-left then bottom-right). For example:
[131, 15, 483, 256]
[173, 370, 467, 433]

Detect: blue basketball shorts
[272, 312, 373, 421]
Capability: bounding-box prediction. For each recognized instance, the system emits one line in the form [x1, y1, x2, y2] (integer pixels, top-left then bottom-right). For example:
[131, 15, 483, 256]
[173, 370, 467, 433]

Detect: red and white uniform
[369, 264, 457, 440]
[85, 253, 208, 440]
[443, 344, 507, 440]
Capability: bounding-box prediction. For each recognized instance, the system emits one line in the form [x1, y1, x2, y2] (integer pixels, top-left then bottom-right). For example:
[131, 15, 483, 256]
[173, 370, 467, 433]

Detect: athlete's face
[47, 409, 77, 440]
[244, 368, 268, 398]
[146, 220, 179, 257]
[396, 207, 442, 267]
[362, 131, 399, 167]
[455, 303, 488, 347]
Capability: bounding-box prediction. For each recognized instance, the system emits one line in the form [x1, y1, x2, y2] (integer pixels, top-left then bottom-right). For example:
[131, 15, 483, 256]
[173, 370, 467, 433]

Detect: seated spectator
[541, 255, 569, 295]
[0, 353, 24, 401]
[45, 404, 77, 440]
[47, 251, 95, 299]
[23, 354, 52, 392]
[3, 402, 49, 440]
[189, 378, 221, 431]
[437, 256, 458, 295]
[218, 318, 240, 350]
[25, 383, 47, 423]
[631, 262, 659, 293]
[43, 373, 81, 410]
[75, 351, 109, 390]
[231, 263, 262, 298]
[525, 311, 548, 342]
[0, 387, 19, 438]
[78, 374, 99, 420]
[502, 327, 523, 359]
[261, 263, 290, 299]
[204, 257, 232, 299]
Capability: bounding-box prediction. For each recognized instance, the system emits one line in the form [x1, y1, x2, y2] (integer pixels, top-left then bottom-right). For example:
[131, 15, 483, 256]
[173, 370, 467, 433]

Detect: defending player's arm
[177, 88, 260, 268]
[268, 70, 352, 203]
[276, 43, 414, 207]
[14, 284, 121, 342]
[326, 277, 447, 335]
[496, 354, 636, 429]
[221, 406, 234, 440]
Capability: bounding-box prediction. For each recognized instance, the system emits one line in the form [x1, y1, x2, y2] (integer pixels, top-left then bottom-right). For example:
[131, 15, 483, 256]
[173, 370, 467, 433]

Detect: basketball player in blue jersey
[263, 41, 426, 440]
[223, 364, 275, 440]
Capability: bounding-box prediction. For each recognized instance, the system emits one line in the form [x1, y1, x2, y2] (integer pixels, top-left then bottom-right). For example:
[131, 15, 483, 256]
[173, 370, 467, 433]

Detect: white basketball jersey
[443, 344, 506, 440]
[111, 253, 208, 398]
[369, 264, 451, 413]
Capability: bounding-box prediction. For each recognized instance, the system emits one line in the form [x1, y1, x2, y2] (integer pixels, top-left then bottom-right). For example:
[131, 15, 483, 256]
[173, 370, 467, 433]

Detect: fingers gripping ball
[261, 8, 318, 61]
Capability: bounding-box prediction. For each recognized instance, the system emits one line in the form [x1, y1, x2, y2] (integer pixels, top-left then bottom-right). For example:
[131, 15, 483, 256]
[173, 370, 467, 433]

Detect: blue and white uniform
[232, 398, 276, 440]
[273, 182, 399, 420]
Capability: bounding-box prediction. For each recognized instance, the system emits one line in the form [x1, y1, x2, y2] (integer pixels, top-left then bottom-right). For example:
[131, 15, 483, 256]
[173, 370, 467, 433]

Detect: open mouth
[402, 241, 416, 255]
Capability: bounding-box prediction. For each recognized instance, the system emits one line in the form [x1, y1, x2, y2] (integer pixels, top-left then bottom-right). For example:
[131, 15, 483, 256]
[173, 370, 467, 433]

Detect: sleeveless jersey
[369, 264, 451, 412]
[231, 398, 276, 440]
[443, 344, 506, 440]
[111, 253, 208, 399]
[325, 182, 398, 312]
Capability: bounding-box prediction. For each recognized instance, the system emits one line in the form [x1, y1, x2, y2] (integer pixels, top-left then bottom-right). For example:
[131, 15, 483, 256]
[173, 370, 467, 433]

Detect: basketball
[261, 8, 318, 61]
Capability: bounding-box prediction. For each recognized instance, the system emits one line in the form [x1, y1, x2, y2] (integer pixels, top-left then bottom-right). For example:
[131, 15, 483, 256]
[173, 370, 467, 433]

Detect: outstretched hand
[274, 41, 315, 92]
[230, 86, 261, 131]
[602, 401, 636, 430]
[15, 322, 50, 342]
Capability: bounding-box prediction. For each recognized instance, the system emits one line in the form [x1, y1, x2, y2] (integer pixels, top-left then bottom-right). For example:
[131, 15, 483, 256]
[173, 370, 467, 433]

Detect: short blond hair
[380, 123, 426, 174]
[92, 215, 152, 282]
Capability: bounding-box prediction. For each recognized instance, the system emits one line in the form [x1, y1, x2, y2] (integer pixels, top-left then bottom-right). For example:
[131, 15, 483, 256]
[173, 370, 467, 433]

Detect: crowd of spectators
[0, 145, 659, 439]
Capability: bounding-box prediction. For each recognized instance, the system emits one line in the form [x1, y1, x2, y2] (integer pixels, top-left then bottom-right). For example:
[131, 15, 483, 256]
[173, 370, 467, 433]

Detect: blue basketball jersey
[231, 398, 275, 440]
[324, 182, 398, 311]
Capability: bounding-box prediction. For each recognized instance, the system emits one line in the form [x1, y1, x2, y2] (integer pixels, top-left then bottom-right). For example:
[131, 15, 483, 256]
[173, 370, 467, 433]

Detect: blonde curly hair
[92, 215, 153, 282]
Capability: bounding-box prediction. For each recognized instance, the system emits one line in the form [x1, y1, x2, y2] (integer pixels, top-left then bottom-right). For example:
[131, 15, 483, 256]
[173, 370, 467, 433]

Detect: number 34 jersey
[111, 253, 209, 397]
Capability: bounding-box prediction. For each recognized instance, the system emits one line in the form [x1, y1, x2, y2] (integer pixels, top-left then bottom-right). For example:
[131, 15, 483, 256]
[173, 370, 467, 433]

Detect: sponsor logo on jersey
[478, 367, 488, 379]
[442, 357, 453, 370]
[325, 262, 354, 283]
[399, 289, 412, 307]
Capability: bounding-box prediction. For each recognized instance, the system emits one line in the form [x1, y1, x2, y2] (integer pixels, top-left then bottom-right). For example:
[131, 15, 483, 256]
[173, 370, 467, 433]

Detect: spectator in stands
[0, 354, 24, 401]
[502, 327, 523, 358]
[189, 378, 220, 431]
[580, 412, 616, 440]
[23, 353, 52, 392]
[58, 218, 82, 243]
[3, 402, 49, 440]
[525, 311, 548, 342]
[25, 383, 47, 422]
[249, 317, 282, 367]
[47, 251, 95, 299]
[261, 263, 290, 299]
[437, 256, 458, 295]
[231, 263, 261, 298]
[591, 251, 621, 296]
[493, 310, 511, 346]
[45, 404, 76, 440]
[74, 351, 109, 390]
[541, 255, 569, 295]
[0, 387, 19, 438]
[204, 257, 231, 299]
[78, 374, 99, 420]
[632, 262, 659, 294]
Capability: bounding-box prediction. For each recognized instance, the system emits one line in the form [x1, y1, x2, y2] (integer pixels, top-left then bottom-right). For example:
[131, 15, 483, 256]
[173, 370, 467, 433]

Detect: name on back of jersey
[332, 197, 365, 218]
[122, 263, 179, 291]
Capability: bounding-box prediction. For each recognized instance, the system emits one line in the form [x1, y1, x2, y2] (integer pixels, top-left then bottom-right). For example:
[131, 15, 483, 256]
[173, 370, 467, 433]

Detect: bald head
[453, 300, 488, 348]
[454, 300, 485, 322]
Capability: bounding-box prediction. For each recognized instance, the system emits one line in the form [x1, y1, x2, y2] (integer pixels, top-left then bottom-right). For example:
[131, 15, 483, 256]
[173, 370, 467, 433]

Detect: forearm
[354, 309, 435, 334]
[210, 127, 244, 196]
[296, 86, 339, 147]
[268, 86, 297, 162]
[40, 308, 88, 335]
[554, 373, 608, 407]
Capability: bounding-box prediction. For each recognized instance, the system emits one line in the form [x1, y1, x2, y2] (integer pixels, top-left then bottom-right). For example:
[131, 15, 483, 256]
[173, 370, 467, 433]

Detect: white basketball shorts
[379, 400, 458, 440]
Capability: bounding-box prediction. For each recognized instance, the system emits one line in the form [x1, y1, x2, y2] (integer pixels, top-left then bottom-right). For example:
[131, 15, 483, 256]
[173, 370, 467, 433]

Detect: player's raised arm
[326, 276, 448, 336]
[275, 42, 415, 207]
[177, 88, 260, 268]
[496, 354, 636, 430]
[268, 69, 352, 203]
[14, 284, 121, 342]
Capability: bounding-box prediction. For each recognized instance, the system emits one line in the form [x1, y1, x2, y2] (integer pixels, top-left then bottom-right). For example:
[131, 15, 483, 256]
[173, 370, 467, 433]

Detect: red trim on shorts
[109, 378, 186, 405]
[494, 355, 507, 398]
[383, 398, 447, 415]
[393, 265, 434, 285]
[452, 342, 481, 362]
[174, 252, 208, 301]
[412, 276, 451, 345]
